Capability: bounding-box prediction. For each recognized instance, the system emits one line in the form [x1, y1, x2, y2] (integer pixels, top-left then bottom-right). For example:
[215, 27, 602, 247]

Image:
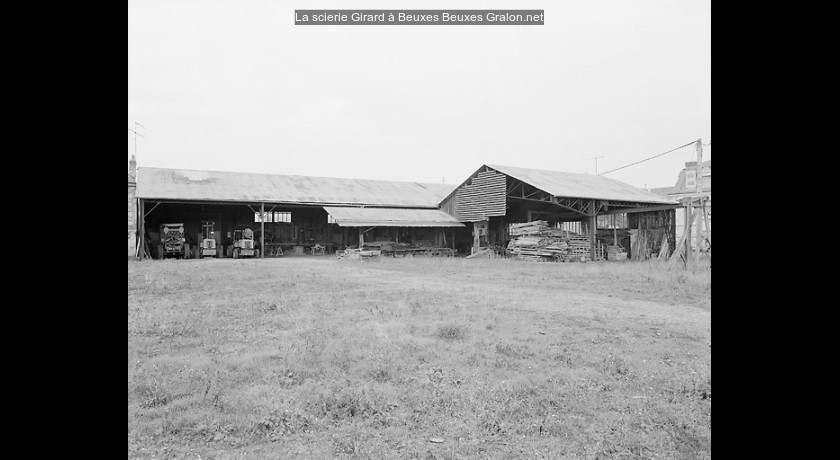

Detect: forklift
[199, 220, 218, 258]
[232, 227, 259, 258]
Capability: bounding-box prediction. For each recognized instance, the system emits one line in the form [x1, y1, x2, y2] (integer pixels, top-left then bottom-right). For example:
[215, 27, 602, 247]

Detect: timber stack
[564, 235, 595, 261]
[507, 220, 592, 262]
[336, 247, 382, 261]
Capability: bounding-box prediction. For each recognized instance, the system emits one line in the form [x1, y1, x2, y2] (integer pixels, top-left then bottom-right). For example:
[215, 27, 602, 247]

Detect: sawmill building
[128, 159, 464, 259]
[128, 161, 680, 261]
[439, 165, 679, 260]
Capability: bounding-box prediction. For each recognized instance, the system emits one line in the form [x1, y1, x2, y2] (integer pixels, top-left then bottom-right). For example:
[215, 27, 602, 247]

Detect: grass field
[128, 256, 711, 459]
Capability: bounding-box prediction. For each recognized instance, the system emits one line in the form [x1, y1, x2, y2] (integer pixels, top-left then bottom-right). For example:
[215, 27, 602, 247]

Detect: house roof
[323, 207, 464, 228]
[668, 160, 711, 196]
[648, 186, 675, 197]
[485, 164, 676, 204]
[136, 167, 456, 208]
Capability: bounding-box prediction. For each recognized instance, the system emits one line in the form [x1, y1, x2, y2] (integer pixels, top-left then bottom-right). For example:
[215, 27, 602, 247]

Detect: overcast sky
[128, 0, 710, 190]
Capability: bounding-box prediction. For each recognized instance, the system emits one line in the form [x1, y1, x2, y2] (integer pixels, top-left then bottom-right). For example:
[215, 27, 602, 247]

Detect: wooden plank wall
[128, 183, 137, 256]
[440, 193, 457, 218]
[627, 209, 677, 258]
[454, 170, 506, 222]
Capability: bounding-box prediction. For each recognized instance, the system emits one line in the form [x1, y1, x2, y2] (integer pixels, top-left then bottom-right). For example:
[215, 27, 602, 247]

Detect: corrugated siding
[454, 170, 507, 222]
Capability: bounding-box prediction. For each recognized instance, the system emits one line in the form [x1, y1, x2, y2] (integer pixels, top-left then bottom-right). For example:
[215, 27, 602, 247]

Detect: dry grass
[128, 256, 711, 459]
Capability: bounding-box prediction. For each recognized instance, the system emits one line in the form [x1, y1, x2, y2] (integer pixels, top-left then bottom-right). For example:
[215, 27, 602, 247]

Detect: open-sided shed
[439, 164, 680, 259]
[132, 167, 462, 259]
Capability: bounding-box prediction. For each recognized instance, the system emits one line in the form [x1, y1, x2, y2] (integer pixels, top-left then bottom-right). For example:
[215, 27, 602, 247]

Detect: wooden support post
[359, 228, 364, 248]
[613, 215, 617, 247]
[670, 208, 698, 264]
[589, 200, 597, 261]
[472, 223, 480, 255]
[342, 228, 347, 247]
[260, 203, 265, 258]
[134, 202, 141, 258]
[695, 198, 702, 265]
[138, 198, 145, 260]
[702, 199, 711, 258]
[499, 217, 506, 247]
[685, 199, 693, 265]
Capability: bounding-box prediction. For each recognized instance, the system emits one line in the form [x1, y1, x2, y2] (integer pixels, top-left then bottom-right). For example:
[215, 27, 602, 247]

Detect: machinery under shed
[130, 165, 464, 259]
[128, 161, 681, 262]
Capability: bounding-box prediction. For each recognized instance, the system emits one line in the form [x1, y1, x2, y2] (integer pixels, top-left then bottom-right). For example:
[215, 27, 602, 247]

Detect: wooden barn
[439, 164, 680, 260]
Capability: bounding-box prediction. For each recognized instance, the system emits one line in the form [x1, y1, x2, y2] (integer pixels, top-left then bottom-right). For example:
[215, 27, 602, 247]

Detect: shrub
[436, 324, 467, 341]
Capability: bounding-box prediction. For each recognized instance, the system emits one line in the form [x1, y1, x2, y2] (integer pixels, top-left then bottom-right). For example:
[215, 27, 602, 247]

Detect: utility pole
[128, 122, 145, 162]
[695, 138, 703, 266]
[129, 122, 146, 262]
[590, 155, 605, 174]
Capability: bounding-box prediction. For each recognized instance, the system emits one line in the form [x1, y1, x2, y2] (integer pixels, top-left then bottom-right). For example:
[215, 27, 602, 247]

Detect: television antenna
[589, 155, 605, 174]
[128, 122, 145, 161]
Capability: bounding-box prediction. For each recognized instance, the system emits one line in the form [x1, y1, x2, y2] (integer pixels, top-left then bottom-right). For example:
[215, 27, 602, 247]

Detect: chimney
[129, 155, 137, 179]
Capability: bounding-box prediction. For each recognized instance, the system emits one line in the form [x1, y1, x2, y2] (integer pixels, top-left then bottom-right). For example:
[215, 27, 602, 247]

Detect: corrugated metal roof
[486, 164, 676, 204]
[323, 207, 464, 228]
[136, 167, 456, 208]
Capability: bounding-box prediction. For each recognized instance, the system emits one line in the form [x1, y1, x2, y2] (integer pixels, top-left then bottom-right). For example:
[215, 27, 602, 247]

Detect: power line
[597, 141, 696, 176]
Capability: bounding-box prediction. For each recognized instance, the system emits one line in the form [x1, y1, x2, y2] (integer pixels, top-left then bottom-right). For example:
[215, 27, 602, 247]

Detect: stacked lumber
[337, 247, 381, 261]
[563, 235, 594, 261]
[466, 248, 494, 259]
[367, 241, 455, 258]
[336, 247, 354, 260]
[509, 220, 551, 236]
[509, 220, 568, 238]
[507, 221, 592, 262]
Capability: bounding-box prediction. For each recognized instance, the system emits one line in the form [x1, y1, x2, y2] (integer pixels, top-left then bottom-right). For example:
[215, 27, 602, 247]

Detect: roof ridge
[485, 164, 675, 204]
[137, 166, 455, 189]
